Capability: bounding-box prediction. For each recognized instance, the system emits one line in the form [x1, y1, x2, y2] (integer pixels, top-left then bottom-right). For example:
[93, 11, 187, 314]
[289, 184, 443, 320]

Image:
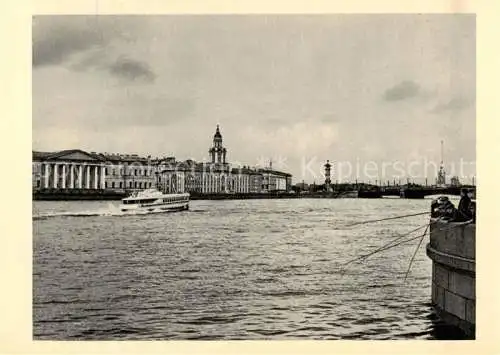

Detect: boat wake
[33, 203, 187, 220]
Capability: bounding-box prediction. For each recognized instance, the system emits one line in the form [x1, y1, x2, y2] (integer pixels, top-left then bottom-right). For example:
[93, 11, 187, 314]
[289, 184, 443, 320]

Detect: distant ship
[337, 190, 359, 198]
[120, 189, 189, 213]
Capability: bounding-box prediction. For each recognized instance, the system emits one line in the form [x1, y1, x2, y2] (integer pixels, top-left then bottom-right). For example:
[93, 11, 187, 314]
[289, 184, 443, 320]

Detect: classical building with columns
[32, 150, 106, 190]
[33, 150, 158, 193]
[97, 152, 155, 191]
[33, 126, 293, 197]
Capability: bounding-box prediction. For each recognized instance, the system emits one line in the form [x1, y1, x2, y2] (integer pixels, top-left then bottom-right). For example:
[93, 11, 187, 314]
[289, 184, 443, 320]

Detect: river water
[33, 197, 465, 340]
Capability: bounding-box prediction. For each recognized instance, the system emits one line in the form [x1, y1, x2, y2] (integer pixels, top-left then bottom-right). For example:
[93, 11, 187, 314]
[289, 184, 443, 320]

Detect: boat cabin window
[123, 197, 158, 204]
[162, 195, 188, 203]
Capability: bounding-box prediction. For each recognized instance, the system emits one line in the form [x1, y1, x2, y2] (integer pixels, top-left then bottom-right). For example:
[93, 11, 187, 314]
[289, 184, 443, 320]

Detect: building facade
[33, 126, 293, 195]
[158, 126, 234, 194]
[98, 153, 155, 191]
[260, 169, 292, 192]
[249, 170, 263, 193]
[32, 150, 107, 191]
[32, 150, 157, 193]
[157, 125, 292, 194]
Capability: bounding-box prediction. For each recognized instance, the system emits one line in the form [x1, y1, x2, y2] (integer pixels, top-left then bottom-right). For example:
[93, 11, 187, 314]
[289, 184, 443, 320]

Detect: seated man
[456, 188, 473, 222]
[470, 201, 476, 224]
[432, 196, 456, 220]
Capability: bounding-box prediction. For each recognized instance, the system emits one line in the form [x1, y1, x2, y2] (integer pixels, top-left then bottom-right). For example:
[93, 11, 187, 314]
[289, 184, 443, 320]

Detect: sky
[32, 15, 476, 184]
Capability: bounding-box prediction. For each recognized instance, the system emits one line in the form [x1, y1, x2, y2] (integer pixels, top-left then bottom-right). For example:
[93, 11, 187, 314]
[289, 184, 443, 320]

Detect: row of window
[105, 181, 153, 189]
[35, 179, 154, 190]
[163, 196, 188, 203]
[107, 168, 153, 177]
[34, 167, 152, 177]
[35, 177, 278, 191]
[34, 178, 265, 192]
[123, 196, 188, 205]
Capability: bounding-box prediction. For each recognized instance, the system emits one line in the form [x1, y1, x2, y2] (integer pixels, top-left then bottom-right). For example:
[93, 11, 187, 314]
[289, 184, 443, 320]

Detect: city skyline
[32, 124, 293, 195]
[33, 15, 475, 183]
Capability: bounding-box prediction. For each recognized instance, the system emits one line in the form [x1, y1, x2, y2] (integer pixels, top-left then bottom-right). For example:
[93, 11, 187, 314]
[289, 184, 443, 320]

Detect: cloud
[320, 113, 339, 124]
[107, 57, 156, 82]
[32, 16, 106, 67]
[431, 95, 475, 114]
[32, 15, 476, 183]
[33, 17, 156, 83]
[69, 50, 157, 83]
[383, 80, 421, 101]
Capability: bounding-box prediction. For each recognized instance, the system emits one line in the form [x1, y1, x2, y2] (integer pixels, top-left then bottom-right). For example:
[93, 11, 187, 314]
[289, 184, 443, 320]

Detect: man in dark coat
[456, 188, 473, 221]
[432, 196, 456, 220]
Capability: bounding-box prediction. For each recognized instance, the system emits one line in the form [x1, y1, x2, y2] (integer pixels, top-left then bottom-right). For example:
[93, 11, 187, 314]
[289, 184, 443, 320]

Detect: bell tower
[209, 124, 227, 164]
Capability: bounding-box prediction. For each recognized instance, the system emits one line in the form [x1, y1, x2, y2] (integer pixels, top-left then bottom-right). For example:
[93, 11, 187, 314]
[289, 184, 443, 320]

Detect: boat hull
[120, 190, 190, 213]
[337, 191, 359, 198]
[121, 202, 189, 213]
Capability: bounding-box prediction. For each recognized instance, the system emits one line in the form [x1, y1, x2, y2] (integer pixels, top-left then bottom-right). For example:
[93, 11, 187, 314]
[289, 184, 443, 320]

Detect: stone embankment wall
[426, 219, 475, 337]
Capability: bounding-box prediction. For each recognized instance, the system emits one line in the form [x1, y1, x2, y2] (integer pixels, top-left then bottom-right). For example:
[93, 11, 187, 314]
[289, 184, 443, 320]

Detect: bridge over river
[378, 185, 474, 199]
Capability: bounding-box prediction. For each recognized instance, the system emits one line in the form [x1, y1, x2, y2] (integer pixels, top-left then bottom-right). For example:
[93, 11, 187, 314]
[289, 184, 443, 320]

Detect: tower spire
[437, 140, 446, 186]
[209, 124, 227, 164]
[441, 140, 444, 165]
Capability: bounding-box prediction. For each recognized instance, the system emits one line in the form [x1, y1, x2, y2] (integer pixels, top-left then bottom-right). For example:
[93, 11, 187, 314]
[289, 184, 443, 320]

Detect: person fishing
[431, 196, 456, 220]
[470, 201, 476, 223]
[430, 198, 440, 218]
[456, 188, 473, 221]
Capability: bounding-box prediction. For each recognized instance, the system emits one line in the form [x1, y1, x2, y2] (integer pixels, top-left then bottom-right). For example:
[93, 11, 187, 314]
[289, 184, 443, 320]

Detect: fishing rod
[338, 232, 429, 275]
[340, 223, 430, 269]
[403, 219, 472, 282]
[340, 219, 472, 273]
[344, 211, 430, 228]
[403, 224, 430, 282]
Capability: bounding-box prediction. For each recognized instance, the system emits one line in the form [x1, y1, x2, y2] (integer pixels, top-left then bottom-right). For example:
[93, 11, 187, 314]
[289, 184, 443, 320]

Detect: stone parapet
[426, 219, 475, 338]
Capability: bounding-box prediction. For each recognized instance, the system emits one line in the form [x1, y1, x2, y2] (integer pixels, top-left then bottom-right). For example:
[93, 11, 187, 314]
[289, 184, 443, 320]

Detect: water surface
[33, 198, 463, 340]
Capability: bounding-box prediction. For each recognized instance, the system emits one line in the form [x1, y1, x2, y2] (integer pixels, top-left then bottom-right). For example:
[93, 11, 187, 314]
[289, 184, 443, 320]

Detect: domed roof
[214, 124, 222, 139]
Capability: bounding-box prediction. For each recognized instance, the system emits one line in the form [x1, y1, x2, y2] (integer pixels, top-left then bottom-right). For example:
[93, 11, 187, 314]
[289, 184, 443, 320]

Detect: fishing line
[355, 233, 429, 261]
[344, 211, 430, 228]
[339, 219, 472, 274]
[341, 216, 471, 269]
[401, 220, 472, 281]
[403, 224, 430, 282]
[340, 223, 430, 269]
[338, 232, 429, 275]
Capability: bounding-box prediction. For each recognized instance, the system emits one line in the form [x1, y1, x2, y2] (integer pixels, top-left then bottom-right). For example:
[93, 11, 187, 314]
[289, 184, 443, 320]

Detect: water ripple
[33, 198, 467, 340]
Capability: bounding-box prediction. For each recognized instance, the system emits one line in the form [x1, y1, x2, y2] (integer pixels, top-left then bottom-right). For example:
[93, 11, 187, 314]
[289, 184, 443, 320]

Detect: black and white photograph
[32, 14, 476, 340]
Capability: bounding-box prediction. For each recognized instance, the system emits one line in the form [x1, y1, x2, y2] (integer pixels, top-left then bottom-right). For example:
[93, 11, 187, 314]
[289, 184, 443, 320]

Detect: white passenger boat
[120, 189, 189, 213]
